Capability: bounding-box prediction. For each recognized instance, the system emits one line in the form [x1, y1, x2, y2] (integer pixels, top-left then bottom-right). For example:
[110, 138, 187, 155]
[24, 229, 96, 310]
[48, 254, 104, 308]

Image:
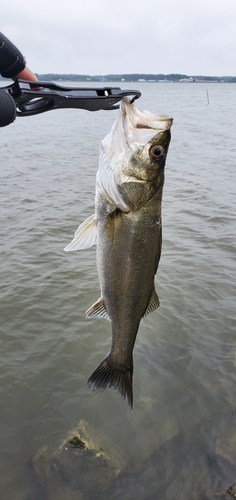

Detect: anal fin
[143, 287, 160, 318]
[86, 298, 111, 321]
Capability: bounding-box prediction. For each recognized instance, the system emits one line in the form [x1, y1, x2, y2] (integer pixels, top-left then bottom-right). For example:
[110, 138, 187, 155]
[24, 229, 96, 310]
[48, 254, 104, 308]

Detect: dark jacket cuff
[0, 32, 25, 78]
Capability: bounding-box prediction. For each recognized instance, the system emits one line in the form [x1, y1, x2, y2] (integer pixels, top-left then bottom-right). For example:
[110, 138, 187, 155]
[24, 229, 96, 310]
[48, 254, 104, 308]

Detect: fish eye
[149, 145, 165, 162]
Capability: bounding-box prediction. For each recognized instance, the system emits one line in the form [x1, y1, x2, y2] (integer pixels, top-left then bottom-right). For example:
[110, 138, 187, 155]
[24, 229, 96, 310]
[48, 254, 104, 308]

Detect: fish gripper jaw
[2, 80, 142, 116]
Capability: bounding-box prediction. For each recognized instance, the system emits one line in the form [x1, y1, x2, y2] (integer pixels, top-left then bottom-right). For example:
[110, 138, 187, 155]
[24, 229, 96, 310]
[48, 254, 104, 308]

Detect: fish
[64, 97, 173, 408]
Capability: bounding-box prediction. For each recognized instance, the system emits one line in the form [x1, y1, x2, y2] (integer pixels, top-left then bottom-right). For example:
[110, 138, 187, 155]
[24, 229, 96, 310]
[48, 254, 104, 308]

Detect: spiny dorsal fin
[64, 214, 97, 252]
[86, 298, 111, 321]
[143, 288, 160, 318]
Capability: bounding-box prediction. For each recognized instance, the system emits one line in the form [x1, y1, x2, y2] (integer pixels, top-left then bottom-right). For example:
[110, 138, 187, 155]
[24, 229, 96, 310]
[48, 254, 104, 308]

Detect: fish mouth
[100, 98, 173, 169]
[121, 97, 173, 147]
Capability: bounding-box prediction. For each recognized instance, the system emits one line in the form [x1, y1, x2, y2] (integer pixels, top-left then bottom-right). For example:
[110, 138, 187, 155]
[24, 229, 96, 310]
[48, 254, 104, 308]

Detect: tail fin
[87, 358, 133, 409]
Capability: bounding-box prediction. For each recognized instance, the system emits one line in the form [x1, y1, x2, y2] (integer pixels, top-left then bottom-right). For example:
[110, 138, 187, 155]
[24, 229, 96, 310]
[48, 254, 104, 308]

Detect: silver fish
[64, 98, 173, 408]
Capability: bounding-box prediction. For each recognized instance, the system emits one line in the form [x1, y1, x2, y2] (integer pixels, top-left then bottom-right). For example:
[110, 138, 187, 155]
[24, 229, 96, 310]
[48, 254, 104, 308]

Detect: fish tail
[87, 357, 133, 409]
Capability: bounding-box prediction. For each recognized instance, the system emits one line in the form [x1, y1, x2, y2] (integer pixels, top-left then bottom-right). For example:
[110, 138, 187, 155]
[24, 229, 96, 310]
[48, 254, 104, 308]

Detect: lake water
[0, 81, 236, 500]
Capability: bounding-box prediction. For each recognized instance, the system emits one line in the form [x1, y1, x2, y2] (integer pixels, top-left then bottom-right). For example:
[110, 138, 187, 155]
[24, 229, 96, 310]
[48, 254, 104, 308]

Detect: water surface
[0, 82, 236, 499]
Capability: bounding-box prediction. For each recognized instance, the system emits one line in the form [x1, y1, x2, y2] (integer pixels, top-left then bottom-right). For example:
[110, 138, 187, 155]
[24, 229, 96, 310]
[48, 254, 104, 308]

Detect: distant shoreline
[1, 73, 235, 83]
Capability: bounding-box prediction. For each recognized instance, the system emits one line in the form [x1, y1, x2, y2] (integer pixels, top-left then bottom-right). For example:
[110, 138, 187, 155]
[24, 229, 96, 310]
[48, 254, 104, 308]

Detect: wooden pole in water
[206, 89, 209, 105]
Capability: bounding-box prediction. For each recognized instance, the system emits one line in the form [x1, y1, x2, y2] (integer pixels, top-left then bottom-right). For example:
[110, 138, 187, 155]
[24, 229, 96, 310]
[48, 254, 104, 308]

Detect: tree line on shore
[1, 73, 235, 82]
[34, 73, 236, 83]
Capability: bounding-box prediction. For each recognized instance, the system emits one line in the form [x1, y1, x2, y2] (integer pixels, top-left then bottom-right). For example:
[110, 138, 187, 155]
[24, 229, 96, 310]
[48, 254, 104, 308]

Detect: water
[0, 82, 236, 499]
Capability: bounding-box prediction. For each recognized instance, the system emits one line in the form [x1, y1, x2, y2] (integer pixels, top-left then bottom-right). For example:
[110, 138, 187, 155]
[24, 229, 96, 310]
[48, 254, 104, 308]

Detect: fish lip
[120, 174, 146, 183]
[121, 97, 173, 147]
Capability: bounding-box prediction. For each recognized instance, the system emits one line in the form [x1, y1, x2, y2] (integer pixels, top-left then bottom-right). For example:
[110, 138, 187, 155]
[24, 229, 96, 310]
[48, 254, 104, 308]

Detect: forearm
[12, 66, 38, 82]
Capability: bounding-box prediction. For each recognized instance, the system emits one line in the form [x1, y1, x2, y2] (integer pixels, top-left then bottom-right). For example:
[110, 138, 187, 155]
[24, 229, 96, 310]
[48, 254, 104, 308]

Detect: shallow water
[0, 81, 236, 499]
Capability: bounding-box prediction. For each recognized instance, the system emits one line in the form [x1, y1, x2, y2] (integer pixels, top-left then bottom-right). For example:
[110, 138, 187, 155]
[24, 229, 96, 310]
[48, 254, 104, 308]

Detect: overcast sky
[2, 0, 236, 76]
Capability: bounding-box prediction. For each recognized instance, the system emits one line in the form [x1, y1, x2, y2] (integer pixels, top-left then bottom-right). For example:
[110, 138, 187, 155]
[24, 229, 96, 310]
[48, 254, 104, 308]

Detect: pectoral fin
[86, 298, 111, 321]
[143, 288, 160, 318]
[64, 214, 97, 252]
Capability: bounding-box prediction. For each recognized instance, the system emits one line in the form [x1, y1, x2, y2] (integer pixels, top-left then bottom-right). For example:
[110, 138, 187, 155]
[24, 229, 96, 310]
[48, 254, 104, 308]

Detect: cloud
[1, 0, 236, 76]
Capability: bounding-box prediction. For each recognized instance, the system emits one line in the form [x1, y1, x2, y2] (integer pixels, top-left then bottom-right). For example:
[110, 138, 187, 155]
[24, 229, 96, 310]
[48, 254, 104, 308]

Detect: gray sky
[2, 0, 236, 76]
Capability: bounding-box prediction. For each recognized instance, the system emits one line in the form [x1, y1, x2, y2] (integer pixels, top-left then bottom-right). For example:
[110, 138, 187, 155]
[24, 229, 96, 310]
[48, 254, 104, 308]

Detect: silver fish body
[65, 98, 173, 407]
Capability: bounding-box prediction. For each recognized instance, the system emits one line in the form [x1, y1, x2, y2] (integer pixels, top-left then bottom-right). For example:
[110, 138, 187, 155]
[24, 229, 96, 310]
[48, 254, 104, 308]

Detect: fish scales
[64, 98, 173, 408]
[95, 197, 162, 405]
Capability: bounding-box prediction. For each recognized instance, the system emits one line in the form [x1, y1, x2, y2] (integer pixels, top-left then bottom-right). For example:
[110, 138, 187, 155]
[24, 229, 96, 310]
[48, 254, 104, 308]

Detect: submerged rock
[32, 420, 123, 500]
[31, 411, 236, 500]
[226, 484, 236, 497]
[113, 411, 236, 500]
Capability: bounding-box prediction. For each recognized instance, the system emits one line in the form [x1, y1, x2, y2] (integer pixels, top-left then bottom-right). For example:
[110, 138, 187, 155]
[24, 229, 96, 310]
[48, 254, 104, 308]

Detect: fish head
[125, 125, 171, 182]
[98, 97, 173, 211]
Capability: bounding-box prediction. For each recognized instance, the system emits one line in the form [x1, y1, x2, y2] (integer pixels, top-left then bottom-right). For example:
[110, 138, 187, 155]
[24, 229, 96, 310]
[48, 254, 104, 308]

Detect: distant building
[179, 77, 194, 82]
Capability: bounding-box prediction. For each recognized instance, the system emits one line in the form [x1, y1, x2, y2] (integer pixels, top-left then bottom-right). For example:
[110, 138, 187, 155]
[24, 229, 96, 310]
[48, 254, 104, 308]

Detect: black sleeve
[0, 32, 25, 78]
